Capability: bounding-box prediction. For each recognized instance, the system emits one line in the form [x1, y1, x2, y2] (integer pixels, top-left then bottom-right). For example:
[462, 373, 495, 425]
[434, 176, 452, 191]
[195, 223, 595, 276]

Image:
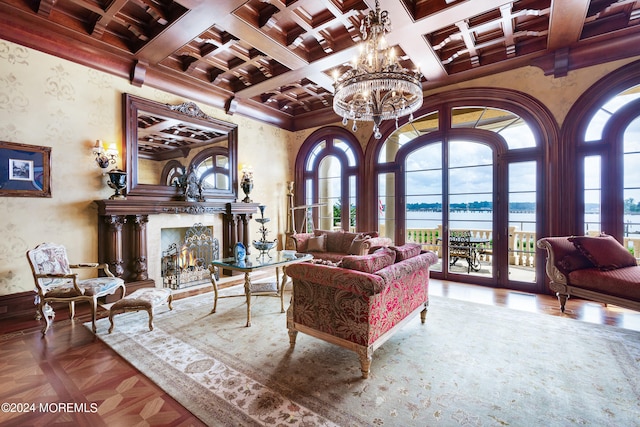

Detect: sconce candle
[94, 140, 118, 168]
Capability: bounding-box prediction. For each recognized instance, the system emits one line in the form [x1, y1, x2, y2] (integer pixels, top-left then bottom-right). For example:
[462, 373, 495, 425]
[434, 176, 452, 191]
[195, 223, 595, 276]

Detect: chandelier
[332, 0, 423, 139]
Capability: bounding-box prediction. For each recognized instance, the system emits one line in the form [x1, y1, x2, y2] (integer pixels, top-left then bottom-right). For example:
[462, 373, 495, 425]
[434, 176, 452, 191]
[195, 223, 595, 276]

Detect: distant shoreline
[404, 209, 640, 214]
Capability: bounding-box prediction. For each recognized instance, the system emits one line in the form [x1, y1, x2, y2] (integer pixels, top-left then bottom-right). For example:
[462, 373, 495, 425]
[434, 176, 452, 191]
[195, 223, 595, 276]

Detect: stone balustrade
[406, 226, 537, 267]
[334, 225, 640, 269]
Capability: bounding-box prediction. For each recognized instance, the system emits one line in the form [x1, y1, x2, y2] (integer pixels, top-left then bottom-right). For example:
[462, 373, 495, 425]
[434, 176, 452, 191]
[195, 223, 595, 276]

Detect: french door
[400, 134, 538, 289]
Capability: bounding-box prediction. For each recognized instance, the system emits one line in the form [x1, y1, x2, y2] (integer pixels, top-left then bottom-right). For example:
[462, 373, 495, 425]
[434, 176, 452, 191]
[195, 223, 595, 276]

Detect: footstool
[108, 288, 173, 333]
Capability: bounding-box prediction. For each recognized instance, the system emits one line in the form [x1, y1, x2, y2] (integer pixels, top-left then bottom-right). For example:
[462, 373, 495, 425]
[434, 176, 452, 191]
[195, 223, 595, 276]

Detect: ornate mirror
[124, 93, 238, 201]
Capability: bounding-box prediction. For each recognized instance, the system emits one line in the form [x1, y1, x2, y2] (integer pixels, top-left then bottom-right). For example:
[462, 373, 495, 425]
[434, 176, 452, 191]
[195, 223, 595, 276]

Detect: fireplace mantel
[95, 199, 259, 216]
[95, 199, 260, 294]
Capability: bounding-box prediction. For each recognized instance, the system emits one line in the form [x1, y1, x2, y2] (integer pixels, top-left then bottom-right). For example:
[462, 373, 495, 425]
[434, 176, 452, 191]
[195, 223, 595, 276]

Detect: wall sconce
[93, 139, 118, 168]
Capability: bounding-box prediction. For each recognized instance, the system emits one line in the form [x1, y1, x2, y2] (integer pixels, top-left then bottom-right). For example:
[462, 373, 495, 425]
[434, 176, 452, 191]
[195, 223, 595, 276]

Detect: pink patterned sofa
[537, 234, 640, 313]
[288, 229, 392, 263]
[285, 244, 438, 378]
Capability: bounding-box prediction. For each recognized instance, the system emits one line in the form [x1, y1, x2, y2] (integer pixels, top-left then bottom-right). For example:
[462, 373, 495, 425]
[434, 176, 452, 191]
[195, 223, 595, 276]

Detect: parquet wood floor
[1, 278, 639, 426]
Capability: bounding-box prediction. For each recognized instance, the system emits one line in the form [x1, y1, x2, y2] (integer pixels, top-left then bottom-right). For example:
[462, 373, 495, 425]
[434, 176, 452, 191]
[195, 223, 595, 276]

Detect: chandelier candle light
[332, 0, 423, 139]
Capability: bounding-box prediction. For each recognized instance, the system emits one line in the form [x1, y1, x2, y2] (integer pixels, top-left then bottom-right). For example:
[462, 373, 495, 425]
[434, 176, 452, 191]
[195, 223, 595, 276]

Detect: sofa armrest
[289, 233, 314, 253]
[362, 237, 393, 254]
[286, 263, 386, 296]
[375, 251, 437, 283]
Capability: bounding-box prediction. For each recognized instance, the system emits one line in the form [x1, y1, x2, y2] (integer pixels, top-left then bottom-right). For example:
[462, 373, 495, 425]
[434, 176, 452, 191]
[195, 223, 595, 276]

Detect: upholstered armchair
[26, 242, 126, 335]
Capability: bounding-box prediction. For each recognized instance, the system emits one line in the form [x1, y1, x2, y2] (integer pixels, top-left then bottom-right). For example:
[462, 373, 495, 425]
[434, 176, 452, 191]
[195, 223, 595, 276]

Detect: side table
[209, 252, 312, 326]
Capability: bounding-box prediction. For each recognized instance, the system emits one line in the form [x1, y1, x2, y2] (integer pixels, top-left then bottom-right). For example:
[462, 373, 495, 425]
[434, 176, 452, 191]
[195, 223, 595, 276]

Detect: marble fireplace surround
[95, 199, 259, 293]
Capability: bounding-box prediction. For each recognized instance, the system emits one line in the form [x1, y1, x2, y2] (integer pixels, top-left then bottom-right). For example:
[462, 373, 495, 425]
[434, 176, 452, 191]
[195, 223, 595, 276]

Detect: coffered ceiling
[1, 0, 640, 132]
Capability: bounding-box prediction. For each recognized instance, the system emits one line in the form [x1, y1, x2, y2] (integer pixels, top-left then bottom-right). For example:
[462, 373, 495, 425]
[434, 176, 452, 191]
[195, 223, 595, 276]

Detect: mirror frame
[124, 93, 238, 201]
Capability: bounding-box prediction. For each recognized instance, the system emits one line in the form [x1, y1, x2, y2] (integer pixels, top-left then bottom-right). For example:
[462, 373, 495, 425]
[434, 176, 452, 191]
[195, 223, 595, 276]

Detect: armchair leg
[356, 347, 373, 379]
[90, 298, 98, 333]
[38, 303, 53, 336]
[69, 301, 75, 320]
[288, 329, 298, 346]
[420, 307, 428, 324]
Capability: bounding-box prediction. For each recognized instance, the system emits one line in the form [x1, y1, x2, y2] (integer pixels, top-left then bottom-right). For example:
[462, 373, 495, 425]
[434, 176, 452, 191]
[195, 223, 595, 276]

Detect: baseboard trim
[0, 291, 37, 320]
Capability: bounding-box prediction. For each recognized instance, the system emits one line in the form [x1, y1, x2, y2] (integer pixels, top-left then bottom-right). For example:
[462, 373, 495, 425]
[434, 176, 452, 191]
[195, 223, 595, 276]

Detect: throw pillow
[314, 229, 344, 252]
[341, 247, 396, 274]
[558, 254, 594, 273]
[391, 243, 422, 261]
[568, 234, 637, 271]
[348, 234, 370, 255]
[340, 232, 360, 253]
[307, 234, 327, 252]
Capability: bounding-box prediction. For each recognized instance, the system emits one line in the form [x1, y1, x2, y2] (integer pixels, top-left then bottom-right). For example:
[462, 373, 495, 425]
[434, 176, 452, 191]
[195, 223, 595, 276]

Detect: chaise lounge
[537, 234, 640, 313]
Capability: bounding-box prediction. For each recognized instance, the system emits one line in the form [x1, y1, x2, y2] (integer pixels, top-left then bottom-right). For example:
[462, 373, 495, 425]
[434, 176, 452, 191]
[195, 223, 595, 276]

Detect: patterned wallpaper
[0, 38, 637, 296]
[0, 40, 294, 296]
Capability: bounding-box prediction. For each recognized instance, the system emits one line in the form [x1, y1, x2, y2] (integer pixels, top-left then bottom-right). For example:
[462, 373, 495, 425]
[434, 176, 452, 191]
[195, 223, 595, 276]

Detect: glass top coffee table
[208, 251, 313, 327]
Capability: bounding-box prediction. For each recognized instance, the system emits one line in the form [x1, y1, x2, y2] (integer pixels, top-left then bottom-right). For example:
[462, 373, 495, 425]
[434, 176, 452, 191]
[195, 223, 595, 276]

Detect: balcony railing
[406, 226, 537, 267]
[407, 227, 640, 268]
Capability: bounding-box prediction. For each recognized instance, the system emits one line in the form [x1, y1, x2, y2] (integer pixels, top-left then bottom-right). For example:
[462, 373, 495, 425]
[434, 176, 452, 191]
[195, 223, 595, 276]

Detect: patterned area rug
[92, 286, 640, 426]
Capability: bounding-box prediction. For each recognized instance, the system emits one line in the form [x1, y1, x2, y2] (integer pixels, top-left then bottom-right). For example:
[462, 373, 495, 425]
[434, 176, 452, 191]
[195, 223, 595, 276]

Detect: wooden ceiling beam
[135, 0, 246, 63]
[375, 0, 522, 82]
[234, 45, 357, 99]
[217, 13, 308, 70]
[547, 0, 590, 50]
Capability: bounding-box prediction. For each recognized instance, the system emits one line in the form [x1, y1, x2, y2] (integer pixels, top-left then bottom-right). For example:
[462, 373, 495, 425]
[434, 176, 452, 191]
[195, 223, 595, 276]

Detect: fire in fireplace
[161, 223, 219, 289]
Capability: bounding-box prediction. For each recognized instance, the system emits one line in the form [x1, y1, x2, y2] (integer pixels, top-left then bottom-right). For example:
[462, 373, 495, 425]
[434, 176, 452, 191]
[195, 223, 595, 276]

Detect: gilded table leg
[209, 264, 218, 313]
[244, 271, 252, 327]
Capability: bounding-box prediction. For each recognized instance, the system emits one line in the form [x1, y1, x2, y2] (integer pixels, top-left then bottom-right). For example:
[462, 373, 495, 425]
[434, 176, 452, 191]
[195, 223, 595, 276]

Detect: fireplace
[95, 199, 260, 295]
[161, 223, 219, 289]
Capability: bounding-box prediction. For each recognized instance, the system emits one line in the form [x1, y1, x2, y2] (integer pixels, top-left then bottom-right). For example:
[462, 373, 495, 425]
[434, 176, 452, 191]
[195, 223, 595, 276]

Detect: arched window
[162, 160, 185, 186]
[294, 127, 363, 233]
[366, 88, 555, 292]
[161, 146, 230, 191]
[192, 147, 230, 191]
[565, 60, 640, 249]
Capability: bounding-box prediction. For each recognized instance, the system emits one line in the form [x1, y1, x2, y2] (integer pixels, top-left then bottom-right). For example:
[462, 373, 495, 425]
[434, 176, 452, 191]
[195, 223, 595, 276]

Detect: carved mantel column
[223, 211, 239, 259]
[104, 215, 126, 277]
[222, 202, 259, 257]
[132, 214, 149, 281]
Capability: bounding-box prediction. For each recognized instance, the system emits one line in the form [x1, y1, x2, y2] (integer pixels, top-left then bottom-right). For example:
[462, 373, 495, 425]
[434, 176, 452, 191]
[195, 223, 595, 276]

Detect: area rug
[92, 287, 640, 426]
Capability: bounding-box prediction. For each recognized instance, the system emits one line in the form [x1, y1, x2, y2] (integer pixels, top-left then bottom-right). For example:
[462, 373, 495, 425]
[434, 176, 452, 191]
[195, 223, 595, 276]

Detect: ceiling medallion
[332, 0, 423, 139]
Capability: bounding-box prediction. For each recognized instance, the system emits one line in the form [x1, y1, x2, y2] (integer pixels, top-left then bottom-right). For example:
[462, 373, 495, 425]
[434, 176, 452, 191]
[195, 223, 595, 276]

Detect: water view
[404, 210, 640, 235]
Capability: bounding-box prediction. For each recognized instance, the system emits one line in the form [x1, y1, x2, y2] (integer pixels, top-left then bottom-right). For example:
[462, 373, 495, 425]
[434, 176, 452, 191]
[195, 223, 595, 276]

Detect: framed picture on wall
[0, 141, 51, 197]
